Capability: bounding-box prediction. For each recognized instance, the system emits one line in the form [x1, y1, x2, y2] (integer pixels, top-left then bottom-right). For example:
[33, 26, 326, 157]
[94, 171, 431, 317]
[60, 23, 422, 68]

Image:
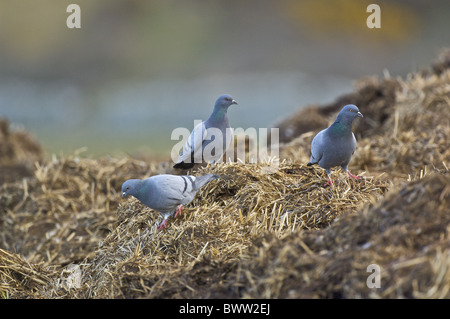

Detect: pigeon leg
[324, 174, 334, 187]
[157, 218, 168, 231]
[348, 171, 361, 180]
[174, 205, 183, 218]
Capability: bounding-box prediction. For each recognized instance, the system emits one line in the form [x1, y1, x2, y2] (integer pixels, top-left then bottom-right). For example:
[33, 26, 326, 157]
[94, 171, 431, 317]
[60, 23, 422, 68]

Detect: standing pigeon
[173, 94, 237, 169]
[122, 174, 219, 230]
[307, 104, 363, 186]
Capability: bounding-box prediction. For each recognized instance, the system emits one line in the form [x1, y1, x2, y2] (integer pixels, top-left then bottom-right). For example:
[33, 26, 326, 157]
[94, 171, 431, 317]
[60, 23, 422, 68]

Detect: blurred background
[1, 0, 449, 157]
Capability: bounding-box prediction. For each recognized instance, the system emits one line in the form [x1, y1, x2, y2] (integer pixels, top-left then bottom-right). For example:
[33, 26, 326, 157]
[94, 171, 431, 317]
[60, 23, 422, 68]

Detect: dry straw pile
[0, 50, 449, 298]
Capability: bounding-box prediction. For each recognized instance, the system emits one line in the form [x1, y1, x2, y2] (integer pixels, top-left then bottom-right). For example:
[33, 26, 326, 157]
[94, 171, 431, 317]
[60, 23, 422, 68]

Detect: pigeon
[122, 174, 220, 230]
[307, 104, 363, 186]
[173, 94, 237, 169]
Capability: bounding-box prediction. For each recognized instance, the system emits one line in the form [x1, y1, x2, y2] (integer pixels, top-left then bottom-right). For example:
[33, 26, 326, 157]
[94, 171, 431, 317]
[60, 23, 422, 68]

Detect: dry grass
[353, 70, 450, 175]
[0, 118, 43, 185]
[277, 61, 450, 178]
[76, 161, 388, 298]
[0, 248, 56, 298]
[0, 50, 449, 299]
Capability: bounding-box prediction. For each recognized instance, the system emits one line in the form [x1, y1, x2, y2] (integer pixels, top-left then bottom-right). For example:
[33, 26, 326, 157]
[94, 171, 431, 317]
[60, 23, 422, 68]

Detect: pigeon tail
[194, 174, 220, 190]
[173, 161, 195, 169]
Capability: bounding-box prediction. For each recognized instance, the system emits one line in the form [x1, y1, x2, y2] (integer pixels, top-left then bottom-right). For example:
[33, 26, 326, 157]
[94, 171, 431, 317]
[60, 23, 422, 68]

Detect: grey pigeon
[307, 104, 363, 186]
[122, 174, 220, 230]
[173, 94, 237, 169]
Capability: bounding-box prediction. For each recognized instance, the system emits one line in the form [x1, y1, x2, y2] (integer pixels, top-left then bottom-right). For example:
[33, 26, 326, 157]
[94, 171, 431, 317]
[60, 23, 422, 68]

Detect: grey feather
[308, 104, 363, 185]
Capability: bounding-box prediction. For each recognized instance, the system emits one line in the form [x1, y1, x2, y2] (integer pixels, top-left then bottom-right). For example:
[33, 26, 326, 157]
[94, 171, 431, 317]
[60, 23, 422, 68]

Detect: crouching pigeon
[307, 104, 363, 186]
[122, 174, 219, 230]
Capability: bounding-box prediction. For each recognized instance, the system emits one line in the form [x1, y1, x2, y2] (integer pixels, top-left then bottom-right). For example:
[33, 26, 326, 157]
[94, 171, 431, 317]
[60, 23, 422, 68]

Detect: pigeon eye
[225, 98, 230, 101]
[349, 109, 354, 112]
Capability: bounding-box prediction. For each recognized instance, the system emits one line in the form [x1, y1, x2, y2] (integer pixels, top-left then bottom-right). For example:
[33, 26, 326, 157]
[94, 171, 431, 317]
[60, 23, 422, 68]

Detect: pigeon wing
[176, 121, 207, 165]
[351, 132, 357, 155]
[149, 175, 195, 211]
[308, 129, 325, 165]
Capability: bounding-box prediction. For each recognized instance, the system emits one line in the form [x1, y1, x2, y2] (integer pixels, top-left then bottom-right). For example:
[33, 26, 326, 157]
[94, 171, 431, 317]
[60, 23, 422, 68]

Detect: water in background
[1, 1, 449, 157]
[1, 71, 353, 157]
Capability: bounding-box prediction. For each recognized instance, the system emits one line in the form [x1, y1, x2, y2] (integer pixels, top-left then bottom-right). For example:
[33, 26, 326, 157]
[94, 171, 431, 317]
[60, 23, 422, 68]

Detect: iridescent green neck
[329, 120, 352, 134]
[135, 180, 149, 197]
[208, 107, 228, 121]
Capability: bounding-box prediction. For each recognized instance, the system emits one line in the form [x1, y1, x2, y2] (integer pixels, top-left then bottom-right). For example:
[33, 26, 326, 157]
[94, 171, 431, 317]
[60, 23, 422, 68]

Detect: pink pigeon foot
[348, 171, 361, 180]
[157, 218, 168, 231]
[324, 177, 334, 187]
[174, 205, 183, 218]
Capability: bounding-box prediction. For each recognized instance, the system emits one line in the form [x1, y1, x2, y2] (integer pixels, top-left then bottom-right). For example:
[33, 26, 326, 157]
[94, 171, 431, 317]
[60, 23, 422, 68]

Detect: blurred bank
[1, 0, 449, 156]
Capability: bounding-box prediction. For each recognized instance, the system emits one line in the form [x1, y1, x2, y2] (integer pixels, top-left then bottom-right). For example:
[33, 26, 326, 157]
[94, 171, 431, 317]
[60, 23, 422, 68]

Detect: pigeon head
[215, 94, 238, 110]
[121, 179, 144, 199]
[336, 104, 363, 124]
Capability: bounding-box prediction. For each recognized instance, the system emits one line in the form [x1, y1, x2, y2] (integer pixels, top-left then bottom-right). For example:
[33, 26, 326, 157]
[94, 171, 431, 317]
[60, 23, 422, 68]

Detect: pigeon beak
[122, 192, 126, 199]
[231, 99, 238, 105]
[357, 112, 363, 118]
